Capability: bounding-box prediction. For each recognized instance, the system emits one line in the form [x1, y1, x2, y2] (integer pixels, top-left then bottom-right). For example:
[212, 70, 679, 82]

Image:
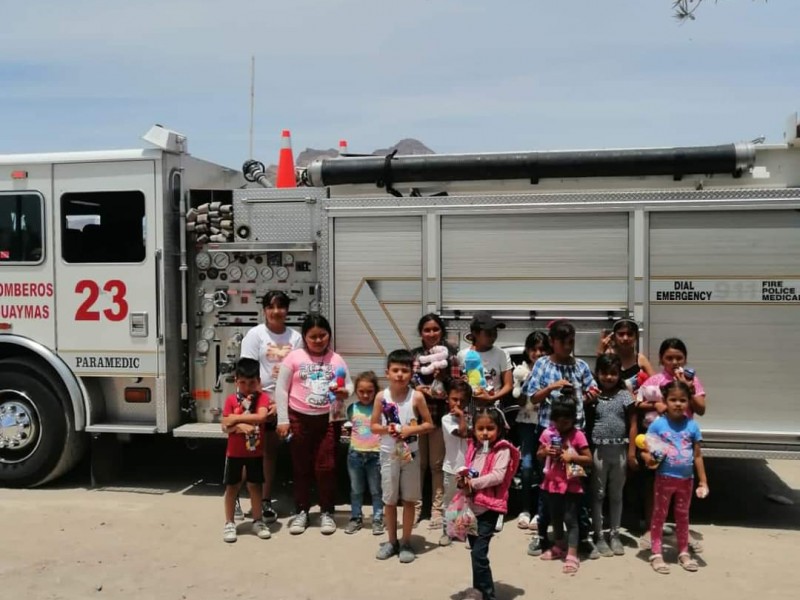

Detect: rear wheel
[0, 357, 83, 487]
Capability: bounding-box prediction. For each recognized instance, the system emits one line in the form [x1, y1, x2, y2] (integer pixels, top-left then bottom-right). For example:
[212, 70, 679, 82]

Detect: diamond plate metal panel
[233, 188, 327, 243]
[322, 187, 800, 213]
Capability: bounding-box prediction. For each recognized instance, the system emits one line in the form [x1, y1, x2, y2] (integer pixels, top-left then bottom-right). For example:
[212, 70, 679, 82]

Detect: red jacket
[467, 439, 520, 514]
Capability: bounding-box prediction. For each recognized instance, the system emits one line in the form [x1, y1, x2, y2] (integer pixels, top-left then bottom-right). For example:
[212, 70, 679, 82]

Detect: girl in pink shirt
[537, 398, 593, 575]
[275, 315, 353, 536]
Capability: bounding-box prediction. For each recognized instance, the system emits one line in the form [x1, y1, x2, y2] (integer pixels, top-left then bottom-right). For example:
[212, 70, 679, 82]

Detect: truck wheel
[0, 358, 78, 487]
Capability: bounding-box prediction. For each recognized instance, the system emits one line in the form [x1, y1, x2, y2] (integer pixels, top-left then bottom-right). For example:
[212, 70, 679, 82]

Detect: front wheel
[0, 358, 79, 487]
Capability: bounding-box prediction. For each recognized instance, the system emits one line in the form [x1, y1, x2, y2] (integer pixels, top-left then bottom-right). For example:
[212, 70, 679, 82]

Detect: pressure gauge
[202, 326, 215, 341]
[201, 298, 215, 314]
[275, 266, 290, 281]
[227, 265, 242, 281]
[283, 253, 294, 266]
[195, 252, 211, 270]
[260, 266, 274, 281]
[212, 252, 230, 269]
[196, 339, 210, 354]
[243, 265, 258, 281]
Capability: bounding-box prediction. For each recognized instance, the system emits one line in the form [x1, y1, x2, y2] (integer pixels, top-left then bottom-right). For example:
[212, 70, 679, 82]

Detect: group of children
[221, 312, 709, 600]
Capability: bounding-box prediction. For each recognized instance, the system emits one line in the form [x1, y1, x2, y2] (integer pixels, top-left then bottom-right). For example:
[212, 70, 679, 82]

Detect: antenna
[249, 55, 255, 159]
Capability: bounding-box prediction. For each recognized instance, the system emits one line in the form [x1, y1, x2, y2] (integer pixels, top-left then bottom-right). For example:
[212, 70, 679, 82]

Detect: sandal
[650, 554, 670, 575]
[516, 512, 531, 529]
[562, 555, 580, 575]
[678, 552, 699, 572]
[540, 545, 566, 561]
[427, 516, 442, 530]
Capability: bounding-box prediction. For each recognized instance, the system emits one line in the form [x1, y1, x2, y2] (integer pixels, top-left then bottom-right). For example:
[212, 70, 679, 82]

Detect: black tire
[0, 357, 77, 487]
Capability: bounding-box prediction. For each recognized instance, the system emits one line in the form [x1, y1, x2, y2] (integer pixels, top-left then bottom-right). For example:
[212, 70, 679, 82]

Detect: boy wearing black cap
[457, 311, 513, 409]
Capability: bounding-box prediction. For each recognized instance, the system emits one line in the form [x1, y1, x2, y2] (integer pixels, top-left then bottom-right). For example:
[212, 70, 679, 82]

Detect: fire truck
[2, 119, 800, 487]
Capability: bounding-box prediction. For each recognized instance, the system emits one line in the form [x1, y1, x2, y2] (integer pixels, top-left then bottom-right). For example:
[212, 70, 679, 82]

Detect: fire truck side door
[53, 161, 160, 377]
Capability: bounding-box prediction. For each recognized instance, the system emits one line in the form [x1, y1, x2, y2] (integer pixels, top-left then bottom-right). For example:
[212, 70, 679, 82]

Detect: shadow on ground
[51, 437, 800, 531]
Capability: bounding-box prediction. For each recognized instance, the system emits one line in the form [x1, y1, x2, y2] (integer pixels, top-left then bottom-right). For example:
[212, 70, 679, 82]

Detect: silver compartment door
[648, 210, 800, 439]
[332, 216, 422, 377]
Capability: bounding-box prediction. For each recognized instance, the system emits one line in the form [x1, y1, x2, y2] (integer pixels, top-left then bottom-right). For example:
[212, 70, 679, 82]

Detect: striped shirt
[524, 356, 597, 430]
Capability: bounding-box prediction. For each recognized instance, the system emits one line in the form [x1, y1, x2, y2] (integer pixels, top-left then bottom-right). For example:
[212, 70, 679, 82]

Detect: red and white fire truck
[2, 118, 800, 487]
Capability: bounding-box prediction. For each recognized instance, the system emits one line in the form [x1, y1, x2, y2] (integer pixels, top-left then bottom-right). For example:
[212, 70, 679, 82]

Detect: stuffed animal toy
[417, 345, 449, 375]
[463, 349, 487, 391]
[511, 362, 531, 399]
[327, 366, 347, 403]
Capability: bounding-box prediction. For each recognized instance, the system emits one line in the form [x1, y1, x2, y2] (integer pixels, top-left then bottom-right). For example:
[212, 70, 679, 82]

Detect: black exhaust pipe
[305, 143, 755, 187]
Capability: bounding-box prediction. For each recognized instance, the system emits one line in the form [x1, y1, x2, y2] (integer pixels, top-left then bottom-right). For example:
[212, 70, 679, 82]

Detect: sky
[0, 0, 797, 169]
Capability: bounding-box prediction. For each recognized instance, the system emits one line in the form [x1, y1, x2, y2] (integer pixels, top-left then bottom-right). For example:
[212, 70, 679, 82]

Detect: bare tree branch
[672, 0, 767, 23]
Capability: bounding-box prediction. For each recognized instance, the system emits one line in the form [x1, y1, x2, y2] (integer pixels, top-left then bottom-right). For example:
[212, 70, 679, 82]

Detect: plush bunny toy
[511, 362, 531, 399]
[417, 345, 450, 375]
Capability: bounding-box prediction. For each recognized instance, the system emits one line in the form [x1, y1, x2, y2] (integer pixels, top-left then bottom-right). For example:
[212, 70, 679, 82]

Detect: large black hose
[305, 143, 755, 187]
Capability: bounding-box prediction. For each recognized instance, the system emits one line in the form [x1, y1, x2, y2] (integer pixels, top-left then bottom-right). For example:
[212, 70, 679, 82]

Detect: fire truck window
[0, 193, 44, 264]
[61, 191, 146, 263]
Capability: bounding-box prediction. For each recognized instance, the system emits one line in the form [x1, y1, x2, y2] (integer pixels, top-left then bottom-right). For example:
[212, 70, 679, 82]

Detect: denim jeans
[347, 449, 383, 520]
[469, 510, 499, 600]
[517, 422, 541, 516]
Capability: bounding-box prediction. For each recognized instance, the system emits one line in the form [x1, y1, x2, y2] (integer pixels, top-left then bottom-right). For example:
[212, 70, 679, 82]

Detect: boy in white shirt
[439, 380, 472, 547]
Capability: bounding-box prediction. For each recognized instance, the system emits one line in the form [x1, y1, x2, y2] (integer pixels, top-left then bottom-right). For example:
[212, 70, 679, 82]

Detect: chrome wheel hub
[0, 393, 40, 461]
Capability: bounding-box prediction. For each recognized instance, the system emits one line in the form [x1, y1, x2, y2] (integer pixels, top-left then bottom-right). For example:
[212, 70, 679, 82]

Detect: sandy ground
[1, 442, 799, 600]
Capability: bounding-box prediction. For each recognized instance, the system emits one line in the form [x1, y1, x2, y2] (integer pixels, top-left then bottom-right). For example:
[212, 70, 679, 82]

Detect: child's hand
[696, 483, 709, 499]
[627, 451, 639, 471]
[451, 405, 463, 417]
[549, 379, 572, 392]
[546, 444, 560, 457]
[236, 423, 255, 435]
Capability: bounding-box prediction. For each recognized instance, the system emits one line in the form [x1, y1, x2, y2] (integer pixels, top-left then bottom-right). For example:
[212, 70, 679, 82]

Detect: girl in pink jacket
[458, 406, 520, 600]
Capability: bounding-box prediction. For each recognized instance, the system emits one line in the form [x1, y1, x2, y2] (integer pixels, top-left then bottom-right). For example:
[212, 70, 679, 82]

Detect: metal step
[172, 422, 227, 439]
[85, 423, 158, 434]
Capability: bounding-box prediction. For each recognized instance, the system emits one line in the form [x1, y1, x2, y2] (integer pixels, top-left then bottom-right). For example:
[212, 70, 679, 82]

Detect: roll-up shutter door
[649, 210, 800, 433]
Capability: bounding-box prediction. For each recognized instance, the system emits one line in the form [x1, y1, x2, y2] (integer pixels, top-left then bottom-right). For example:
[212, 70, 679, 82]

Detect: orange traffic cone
[276, 129, 296, 188]
[338, 139, 348, 156]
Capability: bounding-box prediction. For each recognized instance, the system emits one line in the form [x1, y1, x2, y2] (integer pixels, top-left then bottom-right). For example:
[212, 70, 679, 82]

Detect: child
[457, 311, 513, 410]
[588, 354, 635, 557]
[633, 338, 706, 548]
[439, 380, 472, 547]
[637, 338, 707, 423]
[371, 349, 434, 563]
[595, 318, 655, 392]
[524, 320, 598, 557]
[345, 371, 384, 535]
[515, 331, 551, 531]
[643, 381, 709, 574]
[221, 357, 272, 543]
[537, 398, 593, 575]
[459, 406, 520, 600]
[457, 311, 513, 532]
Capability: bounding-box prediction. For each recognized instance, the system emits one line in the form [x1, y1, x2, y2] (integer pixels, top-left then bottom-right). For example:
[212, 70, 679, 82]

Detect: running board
[85, 423, 158, 435]
[172, 423, 227, 439]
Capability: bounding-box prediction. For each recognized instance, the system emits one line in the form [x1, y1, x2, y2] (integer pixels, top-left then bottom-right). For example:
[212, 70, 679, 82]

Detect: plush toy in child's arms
[417, 345, 449, 375]
[511, 362, 531, 399]
[463, 349, 487, 391]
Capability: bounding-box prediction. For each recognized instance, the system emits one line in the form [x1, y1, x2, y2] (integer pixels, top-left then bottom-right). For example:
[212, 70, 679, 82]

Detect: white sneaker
[516, 512, 531, 529]
[288, 511, 308, 535]
[252, 519, 271, 539]
[529, 514, 539, 532]
[495, 513, 505, 532]
[320, 512, 337, 535]
[223, 521, 237, 543]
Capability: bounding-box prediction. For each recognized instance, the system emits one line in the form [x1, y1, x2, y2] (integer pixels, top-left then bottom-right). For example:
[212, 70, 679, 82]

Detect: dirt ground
[2, 441, 799, 600]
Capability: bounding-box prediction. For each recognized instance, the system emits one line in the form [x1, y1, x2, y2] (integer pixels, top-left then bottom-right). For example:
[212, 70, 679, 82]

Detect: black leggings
[546, 491, 581, 548]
